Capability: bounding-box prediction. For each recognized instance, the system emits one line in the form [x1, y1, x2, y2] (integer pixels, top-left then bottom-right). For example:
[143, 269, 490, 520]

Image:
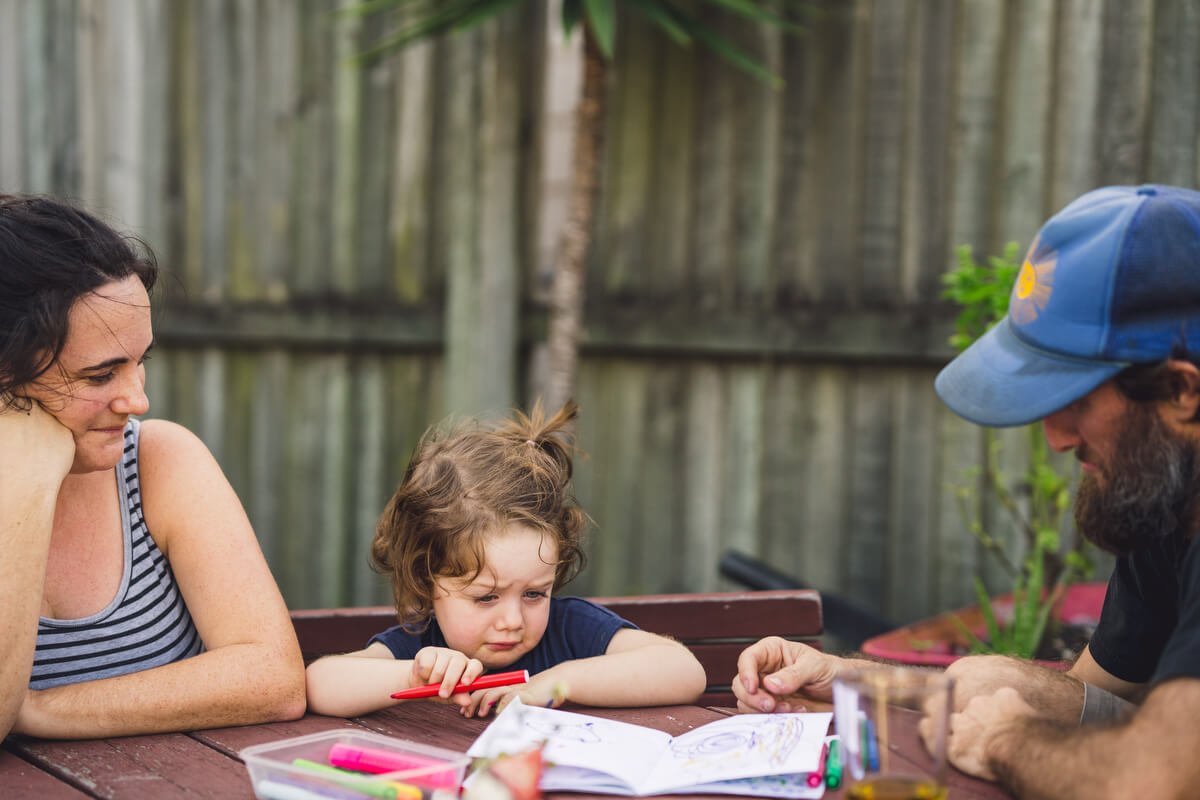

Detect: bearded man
[732, 185, 1200, 799]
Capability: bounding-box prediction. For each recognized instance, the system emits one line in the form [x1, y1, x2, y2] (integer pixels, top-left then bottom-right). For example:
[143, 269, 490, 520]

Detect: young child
[305, 402, 706, 718]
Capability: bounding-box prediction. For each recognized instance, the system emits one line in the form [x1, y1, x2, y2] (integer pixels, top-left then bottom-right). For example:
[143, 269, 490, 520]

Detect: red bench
[291, 589, 823, 706]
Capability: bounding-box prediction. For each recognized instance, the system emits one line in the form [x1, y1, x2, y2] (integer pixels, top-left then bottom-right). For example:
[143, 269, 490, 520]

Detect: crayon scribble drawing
[526, 717, 602, 744]
[671, 716, 804, 766]
[658, 716, 808, 784]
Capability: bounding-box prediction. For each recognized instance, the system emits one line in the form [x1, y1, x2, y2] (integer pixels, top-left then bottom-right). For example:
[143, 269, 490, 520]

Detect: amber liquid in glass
[846, 776, 947, 800]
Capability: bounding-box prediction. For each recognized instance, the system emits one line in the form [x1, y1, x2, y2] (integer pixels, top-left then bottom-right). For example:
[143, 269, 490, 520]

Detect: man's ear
[1163, 359, 1200, 421]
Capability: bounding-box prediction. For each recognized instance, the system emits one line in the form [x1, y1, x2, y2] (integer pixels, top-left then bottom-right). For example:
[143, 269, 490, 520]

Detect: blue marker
[865, 717, 880, 772]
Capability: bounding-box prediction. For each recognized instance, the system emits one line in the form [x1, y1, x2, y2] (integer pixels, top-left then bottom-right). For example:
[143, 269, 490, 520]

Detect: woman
[0, 195, 305, 739]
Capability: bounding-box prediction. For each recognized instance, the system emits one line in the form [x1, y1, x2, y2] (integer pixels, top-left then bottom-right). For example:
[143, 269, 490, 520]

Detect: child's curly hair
[371, 401, 588, 630]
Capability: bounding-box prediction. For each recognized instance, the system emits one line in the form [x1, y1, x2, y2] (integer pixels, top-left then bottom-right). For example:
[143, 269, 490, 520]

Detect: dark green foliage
[346, 0, 810, 86]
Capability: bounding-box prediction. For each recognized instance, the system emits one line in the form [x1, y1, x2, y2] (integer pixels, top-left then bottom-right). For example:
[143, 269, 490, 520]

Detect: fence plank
[635, 364, 689, 592]
[803, 0, 867, 304]
[1096, 0, 1153, 184]
[859, 0, 908, 304]
[886, 370, 939, 622]
[1147, 0, 1200, 186]
[899, 0, 955, 300]
[681, 365, 726, 590]
[597, 10, 658, 299]
[647, 31, 696, 297]
[1048, 0, 1102, 210]
[949, 0, 1005, 258]
[997, 0, 1054, 245]
[390, 23, 436, 304]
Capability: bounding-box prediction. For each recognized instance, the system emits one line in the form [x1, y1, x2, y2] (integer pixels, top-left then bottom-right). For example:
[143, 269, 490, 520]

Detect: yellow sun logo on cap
[1011, 239, 1055, 326]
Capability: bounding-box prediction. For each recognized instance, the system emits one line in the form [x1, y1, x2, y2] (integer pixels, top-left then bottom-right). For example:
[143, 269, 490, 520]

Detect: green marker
[291, 758, 424, 800]
[824, 739, 842, 789]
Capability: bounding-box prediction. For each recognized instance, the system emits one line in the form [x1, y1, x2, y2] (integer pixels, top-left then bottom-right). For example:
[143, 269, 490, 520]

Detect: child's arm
[465, 629, 706, 717]
[305, 643, 485, 717]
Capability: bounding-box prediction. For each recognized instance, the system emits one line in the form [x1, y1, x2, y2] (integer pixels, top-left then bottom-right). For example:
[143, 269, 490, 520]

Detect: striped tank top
[30, 418, 204, 689]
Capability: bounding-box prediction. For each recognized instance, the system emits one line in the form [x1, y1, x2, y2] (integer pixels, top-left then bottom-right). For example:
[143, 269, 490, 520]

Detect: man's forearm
[989, 717, 1132, 799]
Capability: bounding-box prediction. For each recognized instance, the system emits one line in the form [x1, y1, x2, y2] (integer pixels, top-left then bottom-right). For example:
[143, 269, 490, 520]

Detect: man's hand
[933, 686, 1036, 781]
[410, 647, 484, 701]
[732, 637, 847, 713]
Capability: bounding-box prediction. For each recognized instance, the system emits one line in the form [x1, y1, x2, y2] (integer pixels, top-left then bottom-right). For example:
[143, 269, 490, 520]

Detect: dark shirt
[1088, 532, 1200, 684]
[368, 596, 635, 675]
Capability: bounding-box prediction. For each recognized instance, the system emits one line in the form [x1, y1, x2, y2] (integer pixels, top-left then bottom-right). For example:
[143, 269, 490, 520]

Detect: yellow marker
[546, 682, 569, 707]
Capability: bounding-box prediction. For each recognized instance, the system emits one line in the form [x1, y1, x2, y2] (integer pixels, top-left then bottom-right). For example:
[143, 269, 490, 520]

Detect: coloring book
[467, 699, 832, 798]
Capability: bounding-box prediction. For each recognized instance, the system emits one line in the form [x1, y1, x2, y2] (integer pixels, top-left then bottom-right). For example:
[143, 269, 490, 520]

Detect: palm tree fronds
[624, 0, 694, 46]
[561, 0, 585, 37]
[349, 0, 523, 64]
[677, 12, 783, 87]
[583, 0, 617, 57]
[700, 0, 806, 34]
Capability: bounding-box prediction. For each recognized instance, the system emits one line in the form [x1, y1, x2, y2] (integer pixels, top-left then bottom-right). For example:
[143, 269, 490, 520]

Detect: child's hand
[409, 647, 484, 702]
[465, 674, 568, 718]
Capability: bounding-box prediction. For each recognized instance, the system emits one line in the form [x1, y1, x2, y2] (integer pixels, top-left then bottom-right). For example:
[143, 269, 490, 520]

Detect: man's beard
[1074, 403, 1200, 555]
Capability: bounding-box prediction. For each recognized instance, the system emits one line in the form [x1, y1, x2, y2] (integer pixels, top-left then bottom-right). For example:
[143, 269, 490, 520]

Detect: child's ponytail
[498, 400, 578, 479]
[495, 400, 587, 587]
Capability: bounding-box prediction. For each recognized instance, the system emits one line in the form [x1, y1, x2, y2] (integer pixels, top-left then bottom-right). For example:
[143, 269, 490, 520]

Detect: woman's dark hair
[0, 195, 158, 408]
[371, 401, 589, 630]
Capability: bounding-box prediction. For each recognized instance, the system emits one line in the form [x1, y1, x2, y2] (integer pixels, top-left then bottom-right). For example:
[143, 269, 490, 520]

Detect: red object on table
[390, 669, 529, 699]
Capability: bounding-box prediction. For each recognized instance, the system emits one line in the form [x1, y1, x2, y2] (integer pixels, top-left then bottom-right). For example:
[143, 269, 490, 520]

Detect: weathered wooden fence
[4, 0, 1193, 624]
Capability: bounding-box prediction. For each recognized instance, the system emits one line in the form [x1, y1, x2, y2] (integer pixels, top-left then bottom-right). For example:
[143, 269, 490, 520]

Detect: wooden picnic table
[2, 701, 1010, 799]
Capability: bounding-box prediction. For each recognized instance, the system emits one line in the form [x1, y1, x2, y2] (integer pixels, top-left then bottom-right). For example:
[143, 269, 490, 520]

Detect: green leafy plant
[942, 243, 1094, 659]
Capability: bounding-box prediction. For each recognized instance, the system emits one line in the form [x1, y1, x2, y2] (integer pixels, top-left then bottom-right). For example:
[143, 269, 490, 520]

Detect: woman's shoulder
[137, 419, 218, 472]
[135, 419, 231, 538]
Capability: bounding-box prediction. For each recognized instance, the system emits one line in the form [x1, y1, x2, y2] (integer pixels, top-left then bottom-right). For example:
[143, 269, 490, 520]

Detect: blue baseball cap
[935, 184, 1200, 427]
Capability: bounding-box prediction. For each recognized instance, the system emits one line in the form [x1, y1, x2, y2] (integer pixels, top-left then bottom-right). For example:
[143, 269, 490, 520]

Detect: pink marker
[807, 741, 830, 788]
[327, 743, 460, 789]
[389, 669, 529, 700]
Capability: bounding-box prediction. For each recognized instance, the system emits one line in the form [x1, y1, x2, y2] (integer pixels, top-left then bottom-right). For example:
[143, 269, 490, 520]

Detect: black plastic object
[718, 549, 896, 649]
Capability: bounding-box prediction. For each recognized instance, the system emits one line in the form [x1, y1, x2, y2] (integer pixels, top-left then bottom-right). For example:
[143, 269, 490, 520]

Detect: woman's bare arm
[12, 420, 305, 738]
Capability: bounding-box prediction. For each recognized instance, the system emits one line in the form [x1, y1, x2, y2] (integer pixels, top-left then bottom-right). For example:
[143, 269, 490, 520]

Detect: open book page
[468, 699, 668, 792]
[638, 712, 832, 793]
[468, 699, 832, 797]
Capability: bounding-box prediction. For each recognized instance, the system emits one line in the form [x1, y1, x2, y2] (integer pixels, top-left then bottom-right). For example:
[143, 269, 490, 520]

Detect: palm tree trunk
[543, 26, 606, 414]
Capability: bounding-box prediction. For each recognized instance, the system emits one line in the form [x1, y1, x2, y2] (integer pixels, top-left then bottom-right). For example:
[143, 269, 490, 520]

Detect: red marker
[806, 741, 830, 788]
[390, 669, 529, 700]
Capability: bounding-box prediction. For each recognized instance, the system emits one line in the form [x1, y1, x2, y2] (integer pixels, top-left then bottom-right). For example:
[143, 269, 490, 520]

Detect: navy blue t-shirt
[368, 596, 635, 675]
[1088, 532, 1200, 685]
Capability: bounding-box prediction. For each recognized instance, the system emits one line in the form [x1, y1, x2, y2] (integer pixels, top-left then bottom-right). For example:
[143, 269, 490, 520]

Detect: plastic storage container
[241, 729, 471, 800]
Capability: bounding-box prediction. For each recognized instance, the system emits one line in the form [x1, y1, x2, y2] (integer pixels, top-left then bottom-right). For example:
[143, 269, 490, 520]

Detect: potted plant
[862, 243, 1105, 667]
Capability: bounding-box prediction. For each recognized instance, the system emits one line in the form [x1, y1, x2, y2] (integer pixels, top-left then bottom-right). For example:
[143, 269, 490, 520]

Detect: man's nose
[1042, 407, 1081, 453]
